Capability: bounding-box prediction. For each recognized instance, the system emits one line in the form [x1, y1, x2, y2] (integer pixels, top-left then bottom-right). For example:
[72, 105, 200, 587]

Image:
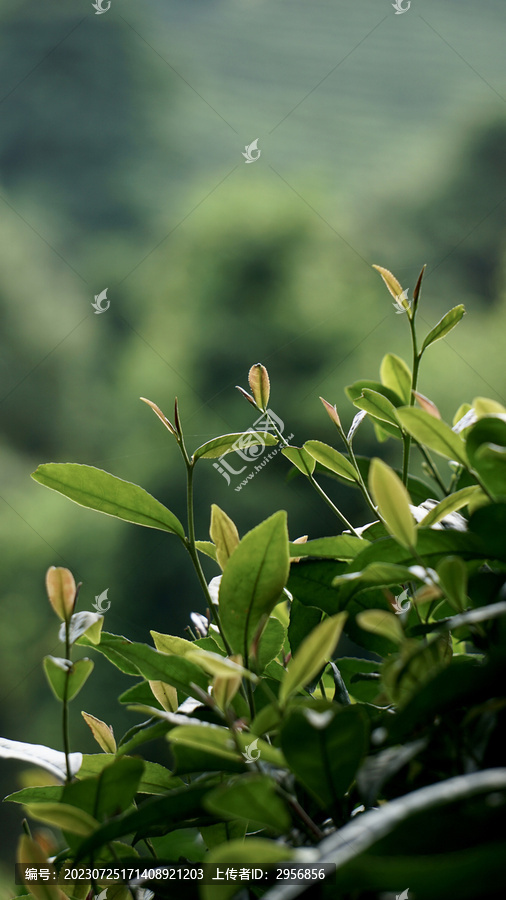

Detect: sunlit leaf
[81, 711, 116, 753]
[304, 441, 357, 481]
[210, 504, 240, 570]
[43, 657, 94, 703]
[192, 431, 277, 461]
[369, 458, 417, 549]
[419, 485, 482, 527]
[31, 463, 185, 538]
[396, 408, 469, 465]
[279, 613, 347, 705]
[380, 353, 412, 405]
[45, 567, 76, 622]
[281, 445, 316, 475]
[219, 511, 290, 660]
[421, 304, 466, 352]
[248, 363, 270, 410]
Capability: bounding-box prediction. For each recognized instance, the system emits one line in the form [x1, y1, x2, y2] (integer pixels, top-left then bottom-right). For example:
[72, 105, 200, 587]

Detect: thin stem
[402, 315, 421, 485]
[177, 428, 233, 656]
[341, 431, 378, 517]
[308, 473, 362, 537]
[277, 786, 324, 840]
[63, 617, 72, 784]
[416, 443, 449, 496]
[264, 408, 364, 538]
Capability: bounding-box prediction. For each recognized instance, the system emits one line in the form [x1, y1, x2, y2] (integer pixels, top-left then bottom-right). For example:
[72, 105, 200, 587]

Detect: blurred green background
[1, 0, 505, 888]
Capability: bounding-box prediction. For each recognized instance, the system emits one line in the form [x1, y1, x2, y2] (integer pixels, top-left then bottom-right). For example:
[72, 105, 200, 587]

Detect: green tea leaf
[303, 441, 357, 481]
[204, 775, 291, 833]
[31, 463, 185, 538]
[248, 363, 270, 410]
[280, 705, 368, 806]
[289, 536, 366, 560]
[281, 446, 316, 475]
[380, 353, 412, 405]
[210, 504, 240, 569]
[81, 711, 116, 753]
[396, 407, 468, 465]
[369, 458, 417, 549]
[192, 432, 277, 461]
[201, 838, 294, 900]
[44, 656, 93, 703]
[356, 609, 405, 646]
[219, 511, 290, 660]
[421, 304, 466, 352]
[279, 613, 347, 705]
[354, 389, 401, 428]
[25, 801, 99, 835]
[466, 415, 506, 498]
[419, 485, 482, 527]
[45, 567, 76, 622]
[195, 540, 218, 562]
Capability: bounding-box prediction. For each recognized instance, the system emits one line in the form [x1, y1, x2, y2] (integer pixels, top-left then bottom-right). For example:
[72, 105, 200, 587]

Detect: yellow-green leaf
[396, 407, 469, 465]
[356, 609, 405, 646]
[281, 445, 316, 475]
[279, 612, 347, 705]
[354, 389, 401, 428]
[419, 485, 482, 527]
[149, 681, 178, 712]
[304, 440, 357, 481]
[421, 304, 466, 352]
[380, 353, 412, 405]
[369, 458, 417, 549]
[81, 711, 116, 753]
[372, 264, 404, 301]
[248, 363, 270, 410]
[25, 801, 99, 835]
[210, 504, 240, 570]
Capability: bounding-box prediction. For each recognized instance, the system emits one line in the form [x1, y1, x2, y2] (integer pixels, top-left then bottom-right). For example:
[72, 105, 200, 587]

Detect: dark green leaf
[280, 705, 368, 806]
[204, 776, 291, 833]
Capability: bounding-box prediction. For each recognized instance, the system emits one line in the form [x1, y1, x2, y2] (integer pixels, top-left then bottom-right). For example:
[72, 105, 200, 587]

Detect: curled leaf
[372, 265, 405, 302]
[140, 397, 178, 437]
[319, 396, 341, 428]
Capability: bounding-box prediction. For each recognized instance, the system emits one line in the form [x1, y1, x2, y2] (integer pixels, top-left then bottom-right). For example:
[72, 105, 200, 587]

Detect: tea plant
[2, 264, 506, 900]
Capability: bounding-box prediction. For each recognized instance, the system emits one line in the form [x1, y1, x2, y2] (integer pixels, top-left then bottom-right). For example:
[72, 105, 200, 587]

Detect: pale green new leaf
[396, 408, 468, 465]
[380, 353, 412, 405]
[419, 485, 483, 527]
[304, 441, 357, 482]
[421, 304, 466, 352]
[354, 389, 401, 428]
[193, 432, 277, 461]
[369, 458, 416, 549]
[279, 613, 347, 705]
